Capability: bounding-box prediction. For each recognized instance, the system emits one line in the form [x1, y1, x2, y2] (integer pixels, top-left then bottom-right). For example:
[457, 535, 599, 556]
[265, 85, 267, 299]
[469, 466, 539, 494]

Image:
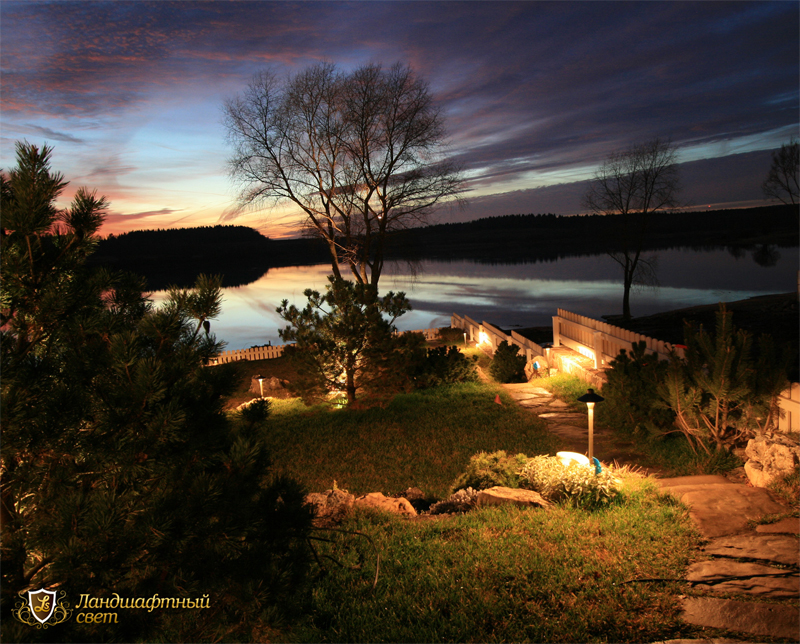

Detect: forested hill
[91, 205, 798, 289]
[91, 225, 329, 289]
[384, 204, 799, 262]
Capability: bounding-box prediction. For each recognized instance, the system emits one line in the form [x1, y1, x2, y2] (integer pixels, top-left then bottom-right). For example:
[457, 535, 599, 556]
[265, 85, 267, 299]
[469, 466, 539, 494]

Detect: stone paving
[501, 380, 800, 643]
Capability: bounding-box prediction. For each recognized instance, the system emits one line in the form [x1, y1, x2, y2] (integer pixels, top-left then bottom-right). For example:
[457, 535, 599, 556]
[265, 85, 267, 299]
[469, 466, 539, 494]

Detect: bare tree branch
[224, 62, 465, 286]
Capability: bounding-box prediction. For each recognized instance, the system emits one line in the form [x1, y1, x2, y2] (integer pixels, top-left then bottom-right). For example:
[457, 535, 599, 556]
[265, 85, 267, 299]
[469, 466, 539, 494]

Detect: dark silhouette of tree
[224, 62, 464, 287]
[582, 138, 680, 320]
[762, 138, 799, 205]
[1, 142, 314, 642]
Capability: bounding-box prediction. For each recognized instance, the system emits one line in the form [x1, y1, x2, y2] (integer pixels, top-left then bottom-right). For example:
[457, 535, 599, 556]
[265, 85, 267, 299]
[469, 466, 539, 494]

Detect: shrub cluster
[601, 341, 673, 435]
[489, 340, 527, 383]
[450, 451, 622, 510]
[519, 455, 622, 509]
[414, 345, 479, 388]
[451, 450, 529, 492]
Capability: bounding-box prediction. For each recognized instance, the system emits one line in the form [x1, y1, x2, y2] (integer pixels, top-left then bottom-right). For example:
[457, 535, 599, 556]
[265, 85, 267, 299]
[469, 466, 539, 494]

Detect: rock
[680, 596, 800, 640]
[354, 492, 417, 518]
[476, 486, 553, 510]
[305, 488, 355, 527]
[744, 433, 800, 488]
[756, 517, 800, 534]
[703, 533, 799, 567]
[687, 559, 799, 598]
[400, 487, 425, 501]
[249, 375, 288, 395]
[548, 399, 570, 408]
[657, 480, 788, 538]
[428, 488, 479, 515]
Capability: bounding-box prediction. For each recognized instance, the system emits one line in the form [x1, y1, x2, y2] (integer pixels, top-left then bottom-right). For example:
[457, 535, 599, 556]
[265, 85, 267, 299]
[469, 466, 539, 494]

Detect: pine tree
[657, 305, 789, 453]
[277, 276, 411, 404]
[1, 143, 313, 642]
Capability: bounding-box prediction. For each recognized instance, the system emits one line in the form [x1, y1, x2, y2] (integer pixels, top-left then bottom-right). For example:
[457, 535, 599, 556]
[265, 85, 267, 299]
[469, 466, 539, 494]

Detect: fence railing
[209, 344, 287, 365]
[396, 327, 440, 341]
[778, 382, 800, 433]
[553, 308, 685, 369]
[451, 314, 546, 364]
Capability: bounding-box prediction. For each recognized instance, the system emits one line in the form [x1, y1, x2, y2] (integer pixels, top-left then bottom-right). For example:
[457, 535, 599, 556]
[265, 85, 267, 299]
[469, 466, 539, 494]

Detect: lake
[154, 246, 799, 350]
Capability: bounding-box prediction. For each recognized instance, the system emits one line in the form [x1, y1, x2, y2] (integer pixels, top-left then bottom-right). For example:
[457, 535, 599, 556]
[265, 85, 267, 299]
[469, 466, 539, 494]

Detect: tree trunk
[345, 368, 356, 405]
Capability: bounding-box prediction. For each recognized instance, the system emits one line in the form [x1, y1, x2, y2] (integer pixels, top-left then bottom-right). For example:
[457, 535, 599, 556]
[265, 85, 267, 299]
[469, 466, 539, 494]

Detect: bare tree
[224, 62, 464, 286]
[762, 138, 799, 205]
[583, 138, 680, 320]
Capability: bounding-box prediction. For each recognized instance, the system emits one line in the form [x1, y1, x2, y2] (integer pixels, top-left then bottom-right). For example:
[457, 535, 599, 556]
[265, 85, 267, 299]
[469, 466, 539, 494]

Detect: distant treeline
[384, 204, 799, 263]
[92, 226, 329, 289]
[91, 205, 798, 289]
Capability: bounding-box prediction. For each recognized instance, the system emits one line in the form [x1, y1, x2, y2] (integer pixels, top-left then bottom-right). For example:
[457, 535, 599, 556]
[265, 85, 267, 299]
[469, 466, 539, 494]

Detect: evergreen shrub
[414, 345, 478, 388]
[451, 450, 529, 492]
[489, 340, 527, 383]
[601, 341, 673, 435]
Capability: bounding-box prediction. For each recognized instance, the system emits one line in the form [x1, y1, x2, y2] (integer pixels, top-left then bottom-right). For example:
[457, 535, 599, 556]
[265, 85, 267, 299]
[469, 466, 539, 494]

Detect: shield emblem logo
[27, 589, 57, 624]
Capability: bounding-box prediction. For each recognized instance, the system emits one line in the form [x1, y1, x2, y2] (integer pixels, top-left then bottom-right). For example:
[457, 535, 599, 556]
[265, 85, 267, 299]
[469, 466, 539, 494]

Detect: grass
[537, 371, 591, 410]
[263, 381, 559, 498]
[286, 474, 701, 643]
[219, 360, 708, 642]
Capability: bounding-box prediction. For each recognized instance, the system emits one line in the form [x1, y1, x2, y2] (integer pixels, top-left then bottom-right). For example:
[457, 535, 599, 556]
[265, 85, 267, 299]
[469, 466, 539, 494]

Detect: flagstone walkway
[500, 380, 800, 643]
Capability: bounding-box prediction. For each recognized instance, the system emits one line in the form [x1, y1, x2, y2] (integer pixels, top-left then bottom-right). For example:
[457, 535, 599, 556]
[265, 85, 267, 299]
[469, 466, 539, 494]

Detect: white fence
[209, 344, 287, 365]
[210, 327, 442, 366]
[778, 382, 800, 433]
[396, 327, 441, 341]
[553, 308, 685, 369]
[451, 314, 546, 364]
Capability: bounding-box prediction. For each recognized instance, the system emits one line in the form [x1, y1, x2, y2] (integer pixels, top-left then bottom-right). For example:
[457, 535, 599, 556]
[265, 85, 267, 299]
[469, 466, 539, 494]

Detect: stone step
[657, 483, 790, 538]
[687, 559, 799, 598]
[680, 596, 800, 640]
[702, 533, 799, 567]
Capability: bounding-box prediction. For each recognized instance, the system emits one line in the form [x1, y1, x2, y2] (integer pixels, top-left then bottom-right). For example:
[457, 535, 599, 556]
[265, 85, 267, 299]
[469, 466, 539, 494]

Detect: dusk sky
[2, 1, 798, 238]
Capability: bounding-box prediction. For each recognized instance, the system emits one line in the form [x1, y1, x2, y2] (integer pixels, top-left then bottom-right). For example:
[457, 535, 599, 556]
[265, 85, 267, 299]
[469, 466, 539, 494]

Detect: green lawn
[286, 479, 700, 643]
[249, 380, 705, 643]
[264, 382, 559, 498]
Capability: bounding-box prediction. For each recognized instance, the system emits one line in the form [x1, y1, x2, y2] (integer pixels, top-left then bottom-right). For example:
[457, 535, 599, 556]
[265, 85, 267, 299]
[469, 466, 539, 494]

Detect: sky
[1, 0, 798, 238]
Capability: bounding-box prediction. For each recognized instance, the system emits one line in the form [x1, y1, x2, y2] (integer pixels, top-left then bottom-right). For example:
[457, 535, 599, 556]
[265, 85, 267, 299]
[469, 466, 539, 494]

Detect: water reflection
[153, 247, 798, 350]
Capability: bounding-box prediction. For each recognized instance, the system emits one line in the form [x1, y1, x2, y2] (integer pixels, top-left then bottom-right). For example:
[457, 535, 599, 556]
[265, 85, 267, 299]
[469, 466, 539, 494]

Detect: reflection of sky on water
[154, 247, 799, 350]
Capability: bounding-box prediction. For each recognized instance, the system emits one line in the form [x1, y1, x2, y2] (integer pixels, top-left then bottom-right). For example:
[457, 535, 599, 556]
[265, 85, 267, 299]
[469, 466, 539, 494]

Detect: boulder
[476, 486, 553, 510]
[744, 434, 800, 488]
[354, 492, 418, 518]
[249, 375, 288, 396]
[305, 488, 355, 527]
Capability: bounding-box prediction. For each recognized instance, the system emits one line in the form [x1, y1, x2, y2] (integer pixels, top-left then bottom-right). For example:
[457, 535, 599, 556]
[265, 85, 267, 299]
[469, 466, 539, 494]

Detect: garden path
[500, 379, 799, 643]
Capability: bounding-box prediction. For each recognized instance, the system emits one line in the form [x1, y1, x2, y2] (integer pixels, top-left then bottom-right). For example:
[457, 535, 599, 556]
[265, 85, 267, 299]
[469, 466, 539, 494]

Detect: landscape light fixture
[577, 388, 604, 461]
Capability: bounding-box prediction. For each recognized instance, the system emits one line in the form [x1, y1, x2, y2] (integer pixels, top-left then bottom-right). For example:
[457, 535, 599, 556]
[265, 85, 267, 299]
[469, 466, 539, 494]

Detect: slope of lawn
[264, 381, 559, 498]
[250, 378, 705, 642]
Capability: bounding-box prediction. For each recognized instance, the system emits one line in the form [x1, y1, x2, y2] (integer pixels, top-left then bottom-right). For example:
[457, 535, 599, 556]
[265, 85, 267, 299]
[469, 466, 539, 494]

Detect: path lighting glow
[577, 388, 605, 461]
[478, 331, 490, 345]
[556, 451, 591, 468]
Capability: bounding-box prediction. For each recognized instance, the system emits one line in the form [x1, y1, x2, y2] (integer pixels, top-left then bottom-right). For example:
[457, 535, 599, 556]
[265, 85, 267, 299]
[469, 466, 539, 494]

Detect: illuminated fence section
[778, 383, 800, 432]
[209, 344, 287, 365]
[450, 314, 545, 363]
[396, 328, 440, 341]
[554, 308, 685, 369]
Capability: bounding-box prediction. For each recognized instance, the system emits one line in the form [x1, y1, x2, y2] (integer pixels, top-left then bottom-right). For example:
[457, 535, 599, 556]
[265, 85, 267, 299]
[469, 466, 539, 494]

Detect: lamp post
[577, 388, 604, 461]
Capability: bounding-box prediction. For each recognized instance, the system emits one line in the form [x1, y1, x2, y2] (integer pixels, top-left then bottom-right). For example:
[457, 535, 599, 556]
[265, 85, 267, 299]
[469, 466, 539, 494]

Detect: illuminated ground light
[478, 331, 490, 345]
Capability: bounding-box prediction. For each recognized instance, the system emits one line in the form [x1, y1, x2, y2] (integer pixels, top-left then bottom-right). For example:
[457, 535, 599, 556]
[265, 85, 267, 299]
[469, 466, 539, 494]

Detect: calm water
[154, 247, 799, 350]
